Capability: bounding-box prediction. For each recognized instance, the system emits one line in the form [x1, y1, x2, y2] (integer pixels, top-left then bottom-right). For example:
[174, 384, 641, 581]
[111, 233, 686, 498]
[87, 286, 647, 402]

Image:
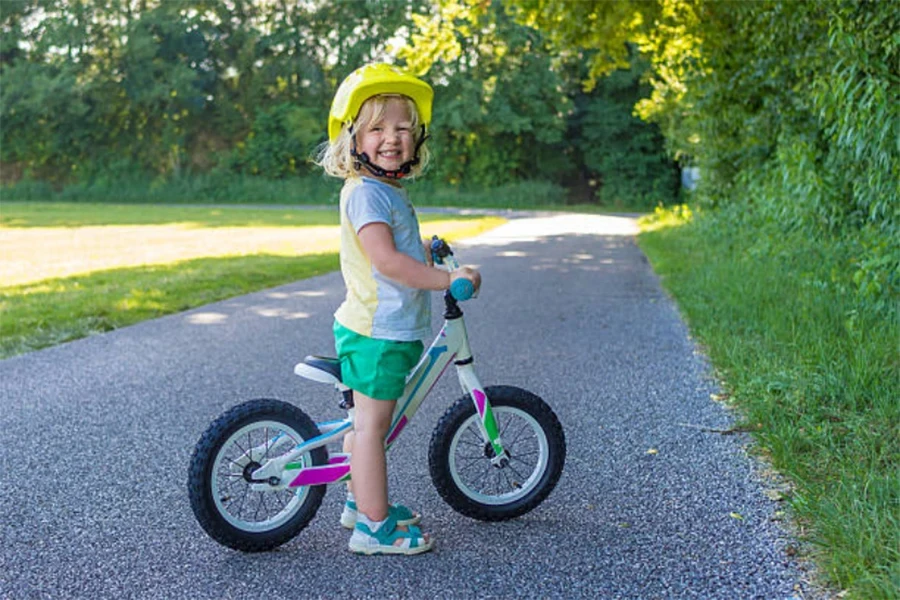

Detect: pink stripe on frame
[289, 464, 350, 487]
[473, 390, 486, 415]
[386, 416, 407, 446]
[328, 456, 349, 465]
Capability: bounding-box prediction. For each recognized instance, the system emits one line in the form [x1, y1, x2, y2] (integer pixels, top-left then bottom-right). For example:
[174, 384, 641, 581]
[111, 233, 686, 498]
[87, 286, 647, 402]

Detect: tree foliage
[398, 0, 674, 199]
[0, 0, 425, 179]
[401, 1, 571, 186]
[507, 0, 898, 298]
[569, 53, 678, 206]
[1, 0, 676, 208]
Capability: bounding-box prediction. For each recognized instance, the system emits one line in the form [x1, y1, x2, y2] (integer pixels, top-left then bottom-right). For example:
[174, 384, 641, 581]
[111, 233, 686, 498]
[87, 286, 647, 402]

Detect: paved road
[1, 214, 805, 599]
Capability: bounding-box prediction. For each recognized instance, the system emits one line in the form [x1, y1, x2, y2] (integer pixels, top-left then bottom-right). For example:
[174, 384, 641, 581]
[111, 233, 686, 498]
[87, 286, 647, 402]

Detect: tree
[400, 1, 572, 187]
[572, 54, 678, 206]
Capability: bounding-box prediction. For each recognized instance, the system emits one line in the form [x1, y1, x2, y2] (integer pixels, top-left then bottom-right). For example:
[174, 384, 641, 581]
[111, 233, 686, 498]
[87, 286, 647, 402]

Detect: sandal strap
[345, 501, 418, 522]
[356, 516, 426, 549]
[388, 503, 417, 521]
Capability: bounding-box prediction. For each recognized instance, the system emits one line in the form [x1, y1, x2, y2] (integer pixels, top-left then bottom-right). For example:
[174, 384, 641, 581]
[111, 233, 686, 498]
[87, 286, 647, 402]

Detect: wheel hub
[482, 442, 495, 459]
[242, 461, 262, 482]
[483, 443, 511, 468]
[242, 461, 282, 486]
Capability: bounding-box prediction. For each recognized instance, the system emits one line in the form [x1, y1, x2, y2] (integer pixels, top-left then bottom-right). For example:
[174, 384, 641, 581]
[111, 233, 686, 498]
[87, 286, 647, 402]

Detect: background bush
[0, 0, 678, 209]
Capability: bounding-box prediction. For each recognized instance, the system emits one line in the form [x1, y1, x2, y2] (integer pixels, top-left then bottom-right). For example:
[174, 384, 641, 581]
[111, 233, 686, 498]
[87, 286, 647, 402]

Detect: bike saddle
[294, 356, 354, 409]
[294, 355, 343, 385]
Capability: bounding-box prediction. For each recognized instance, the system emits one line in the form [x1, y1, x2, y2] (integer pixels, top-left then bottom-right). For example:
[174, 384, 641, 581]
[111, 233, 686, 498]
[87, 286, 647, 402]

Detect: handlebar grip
[450, 277, 475, 301]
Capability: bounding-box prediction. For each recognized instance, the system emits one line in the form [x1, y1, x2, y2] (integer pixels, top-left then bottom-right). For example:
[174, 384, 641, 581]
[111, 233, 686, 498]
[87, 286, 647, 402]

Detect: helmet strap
[350, 125, 429, 180]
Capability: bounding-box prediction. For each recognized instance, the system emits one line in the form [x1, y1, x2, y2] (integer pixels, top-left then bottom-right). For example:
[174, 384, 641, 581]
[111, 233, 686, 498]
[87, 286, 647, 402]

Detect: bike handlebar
[449, 277, 475, 302]
[430, 237, 475, 302]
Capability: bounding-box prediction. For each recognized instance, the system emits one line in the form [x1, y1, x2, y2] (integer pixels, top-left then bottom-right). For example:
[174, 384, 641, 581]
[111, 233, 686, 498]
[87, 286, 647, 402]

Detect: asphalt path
[1, 214, 806, 599]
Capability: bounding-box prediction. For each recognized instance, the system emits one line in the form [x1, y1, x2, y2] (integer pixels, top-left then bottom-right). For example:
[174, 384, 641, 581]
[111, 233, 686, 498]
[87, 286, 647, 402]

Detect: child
[316, 63, 481, 555]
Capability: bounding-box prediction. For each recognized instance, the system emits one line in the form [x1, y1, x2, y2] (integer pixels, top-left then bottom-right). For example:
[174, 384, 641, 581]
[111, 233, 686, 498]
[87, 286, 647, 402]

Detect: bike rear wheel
[429, 386, 565, 521]
[188, 398, 327, 552]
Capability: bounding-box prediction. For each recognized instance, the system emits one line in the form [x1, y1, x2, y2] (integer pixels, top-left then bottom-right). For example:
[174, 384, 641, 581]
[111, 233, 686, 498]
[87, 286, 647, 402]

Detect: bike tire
[428, 385, 565, 521]
[187, 398, 327, 552]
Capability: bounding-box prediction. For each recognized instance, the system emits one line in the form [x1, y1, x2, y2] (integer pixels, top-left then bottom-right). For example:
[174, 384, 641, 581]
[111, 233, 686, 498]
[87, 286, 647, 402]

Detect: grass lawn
[0, 202, 505, 358]
[638, 206, 899, 599]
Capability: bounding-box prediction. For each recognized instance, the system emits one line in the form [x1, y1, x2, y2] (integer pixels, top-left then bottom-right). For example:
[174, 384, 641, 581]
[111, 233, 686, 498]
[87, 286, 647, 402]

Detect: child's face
[356, 97, 415, 176]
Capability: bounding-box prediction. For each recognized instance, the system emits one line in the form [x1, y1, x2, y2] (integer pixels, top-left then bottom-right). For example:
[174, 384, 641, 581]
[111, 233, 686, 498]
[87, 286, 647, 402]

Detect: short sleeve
[345, 183, 393, 234]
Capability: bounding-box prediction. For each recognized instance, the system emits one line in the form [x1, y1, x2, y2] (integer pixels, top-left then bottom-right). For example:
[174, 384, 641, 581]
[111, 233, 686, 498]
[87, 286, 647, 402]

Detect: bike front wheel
[187, 398, 327, 552]
[429, 385, 565, 521]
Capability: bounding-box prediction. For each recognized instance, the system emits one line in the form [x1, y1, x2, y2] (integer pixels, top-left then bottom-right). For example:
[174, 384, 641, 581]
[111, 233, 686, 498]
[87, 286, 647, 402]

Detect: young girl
[316, 63, 481, 555]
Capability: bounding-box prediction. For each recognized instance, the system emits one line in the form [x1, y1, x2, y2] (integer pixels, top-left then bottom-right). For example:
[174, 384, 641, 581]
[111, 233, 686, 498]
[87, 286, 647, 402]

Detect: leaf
[764, 489, 785, 501]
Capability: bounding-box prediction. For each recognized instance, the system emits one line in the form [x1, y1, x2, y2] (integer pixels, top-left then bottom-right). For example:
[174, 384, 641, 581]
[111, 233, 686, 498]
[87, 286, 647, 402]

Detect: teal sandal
[348, 515, 433, 556]
[340, 500, 421, 529]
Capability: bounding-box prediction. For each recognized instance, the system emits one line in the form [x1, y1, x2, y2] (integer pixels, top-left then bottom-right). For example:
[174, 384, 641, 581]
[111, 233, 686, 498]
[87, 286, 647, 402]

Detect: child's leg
[342, 430, 354, 496]
[347, 391, 431, 554]
[341, 409, 421, 530]
[349, 391, 394, 521]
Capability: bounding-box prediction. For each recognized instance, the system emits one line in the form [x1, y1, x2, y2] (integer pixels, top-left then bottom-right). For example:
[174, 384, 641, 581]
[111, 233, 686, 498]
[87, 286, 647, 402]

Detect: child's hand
[451, 266, 481, 294]
[423, 238, 434, 267]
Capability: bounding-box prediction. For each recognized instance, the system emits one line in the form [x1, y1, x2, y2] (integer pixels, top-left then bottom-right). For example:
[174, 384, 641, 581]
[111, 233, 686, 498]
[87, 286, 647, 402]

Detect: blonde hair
[315, 94, 431, 179]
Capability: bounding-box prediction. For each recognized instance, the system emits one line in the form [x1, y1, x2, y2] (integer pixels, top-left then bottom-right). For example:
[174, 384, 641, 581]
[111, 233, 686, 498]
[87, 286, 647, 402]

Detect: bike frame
[247, 263, 506, 492]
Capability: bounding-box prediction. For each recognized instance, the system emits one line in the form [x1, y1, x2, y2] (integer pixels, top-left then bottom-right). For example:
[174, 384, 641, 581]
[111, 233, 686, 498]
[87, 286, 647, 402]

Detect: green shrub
[228, 103, 322, 178]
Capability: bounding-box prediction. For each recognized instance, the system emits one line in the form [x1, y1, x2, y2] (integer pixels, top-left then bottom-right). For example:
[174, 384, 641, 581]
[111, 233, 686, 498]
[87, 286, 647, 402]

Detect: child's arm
[359, 223, 479, 291]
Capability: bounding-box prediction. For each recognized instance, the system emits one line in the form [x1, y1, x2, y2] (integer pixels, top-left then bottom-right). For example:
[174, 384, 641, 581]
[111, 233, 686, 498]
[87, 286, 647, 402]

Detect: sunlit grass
[0, 202, 504, 285]
[0, 202, 342, 228]
[0, 254, 339, 357]
[637, 203, 694, 232]
[0, 202, 505, 358]
[0, 200, 503, 228]
[638, 206, 900, 599]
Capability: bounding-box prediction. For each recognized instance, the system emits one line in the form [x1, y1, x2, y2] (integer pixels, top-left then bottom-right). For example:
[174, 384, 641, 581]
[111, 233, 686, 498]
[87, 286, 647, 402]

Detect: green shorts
[333, 321, 424, 401]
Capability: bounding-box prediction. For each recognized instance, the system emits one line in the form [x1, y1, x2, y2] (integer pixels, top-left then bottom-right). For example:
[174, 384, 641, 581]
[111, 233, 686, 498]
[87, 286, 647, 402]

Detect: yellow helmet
[328, 63, 433, 142]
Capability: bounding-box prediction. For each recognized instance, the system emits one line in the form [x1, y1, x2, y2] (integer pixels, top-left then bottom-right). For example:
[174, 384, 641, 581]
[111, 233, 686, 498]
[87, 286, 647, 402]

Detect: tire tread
[187, 398, 327, 552]
[428, 386, 565, 521]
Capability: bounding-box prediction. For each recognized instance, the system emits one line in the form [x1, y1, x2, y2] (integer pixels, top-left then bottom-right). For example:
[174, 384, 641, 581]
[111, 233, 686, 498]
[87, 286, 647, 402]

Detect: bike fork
[456, 363, 508, 465]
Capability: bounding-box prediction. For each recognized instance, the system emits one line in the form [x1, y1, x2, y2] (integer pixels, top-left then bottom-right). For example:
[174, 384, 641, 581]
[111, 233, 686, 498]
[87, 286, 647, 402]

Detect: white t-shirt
[334, 177, 431, 341]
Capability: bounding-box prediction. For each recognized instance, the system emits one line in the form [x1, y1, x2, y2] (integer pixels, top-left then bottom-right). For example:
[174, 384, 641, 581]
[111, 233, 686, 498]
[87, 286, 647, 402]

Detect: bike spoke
[236, 483, 250, 517]
[258, 493, 269, 521]
[232, 439, 249, 460]
[464, 426, 483, 446]
[498, 414, 513, 438]
[505, 421, 531, 448]
[471, 464, 493, 488]
[504, 462, 529, 483]
[457, 439, 484, 449]
[456, 456, 485, 473]
[500, 467, 520, 491]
